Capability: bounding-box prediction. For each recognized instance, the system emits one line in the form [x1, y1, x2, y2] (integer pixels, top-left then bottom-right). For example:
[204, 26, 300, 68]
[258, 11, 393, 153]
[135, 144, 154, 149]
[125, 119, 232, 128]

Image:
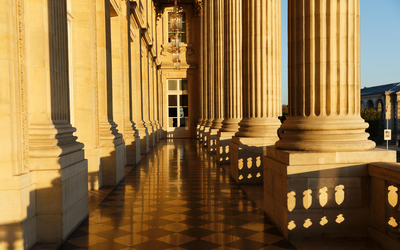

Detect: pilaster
[26, 0, 88, 243]
[97, 0, 125, 186]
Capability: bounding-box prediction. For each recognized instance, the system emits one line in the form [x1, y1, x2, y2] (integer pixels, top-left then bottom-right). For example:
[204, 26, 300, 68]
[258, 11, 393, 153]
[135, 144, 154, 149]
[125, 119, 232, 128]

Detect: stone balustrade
[369, 162, 400, 250]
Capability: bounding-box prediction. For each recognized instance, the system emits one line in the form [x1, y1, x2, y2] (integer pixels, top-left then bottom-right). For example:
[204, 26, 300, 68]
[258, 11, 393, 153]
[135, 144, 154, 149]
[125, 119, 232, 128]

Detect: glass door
[167, 79, 189, 137]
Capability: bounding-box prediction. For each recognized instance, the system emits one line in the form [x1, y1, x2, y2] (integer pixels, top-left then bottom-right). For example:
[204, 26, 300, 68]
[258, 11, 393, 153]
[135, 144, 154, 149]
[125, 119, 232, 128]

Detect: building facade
[1, 0, 400, 249]
[361, 82, 400, 144]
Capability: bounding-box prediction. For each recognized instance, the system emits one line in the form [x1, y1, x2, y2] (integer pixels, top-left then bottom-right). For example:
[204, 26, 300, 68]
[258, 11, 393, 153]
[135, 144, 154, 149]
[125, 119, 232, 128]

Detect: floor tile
[201, 233, 241, 245]
[137, 228, 175, 239]
[225, 239, 267, 250]
[271, 239, 297, 250]
[160, 222, 194, 232]
[223, 227, 259, 238]
[156, 232, 197, 245]
[66, 235, 108, 248]
[219, 217, 251, 227]
[94, 228, 132, 240]
[199, 222, 234, 232]
[240, 222, 275, 232]
[246, 232, 285, 244]
[86, 241, 128, 250]
[130, 239, 175, 250]
[180, 227, 216, 238]
[179, 239, 221, 250]
[113, 234, 149, 246]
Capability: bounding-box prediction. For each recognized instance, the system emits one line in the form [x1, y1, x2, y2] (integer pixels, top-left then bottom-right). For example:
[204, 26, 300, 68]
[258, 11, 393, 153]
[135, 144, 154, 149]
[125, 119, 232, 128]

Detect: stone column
[216, 0, 242, 165]
[208, 0, 224, 154]
[197, 5, 204, 141]
[265, 0, 395, 239]
[275, 0, 374, 152]
[202, 0, 214, 147]
[199, 2, 208, 142]
[230, 0, 281, 184]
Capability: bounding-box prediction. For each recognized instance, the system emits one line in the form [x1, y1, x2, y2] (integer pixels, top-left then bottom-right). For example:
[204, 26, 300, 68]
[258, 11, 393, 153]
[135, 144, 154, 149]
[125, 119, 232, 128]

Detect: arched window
[361, 101, 365, 109]
[377, 100, 383, 112]
[367, 100, 374, 109]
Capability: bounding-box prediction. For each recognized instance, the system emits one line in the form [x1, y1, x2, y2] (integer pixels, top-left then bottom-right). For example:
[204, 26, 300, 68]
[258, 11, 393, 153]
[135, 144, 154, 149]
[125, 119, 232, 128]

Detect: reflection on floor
[46, 139, 296, 250]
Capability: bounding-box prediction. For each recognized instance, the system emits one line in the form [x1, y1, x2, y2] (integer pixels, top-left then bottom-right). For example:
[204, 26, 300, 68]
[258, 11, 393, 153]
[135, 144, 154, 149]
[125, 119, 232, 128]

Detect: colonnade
[197, 0, 396, 240]
[197, 0, 376, 183]
[198, 0, 283, 184]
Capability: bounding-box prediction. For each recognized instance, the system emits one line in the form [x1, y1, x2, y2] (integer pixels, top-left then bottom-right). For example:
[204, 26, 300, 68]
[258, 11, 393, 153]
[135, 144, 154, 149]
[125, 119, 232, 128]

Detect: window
[168, 79, 189, 128]
[168, 12, 186, 43]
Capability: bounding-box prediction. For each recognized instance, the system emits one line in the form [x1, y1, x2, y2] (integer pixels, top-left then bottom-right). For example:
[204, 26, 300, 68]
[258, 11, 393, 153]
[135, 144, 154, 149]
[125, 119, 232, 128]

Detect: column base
[33, 150, 88, 243]
[264, 146, 396, 239]
[207, 128, 219, 154]
[156, 122, 161, 142]
[85, 148, 102, 190]
[199, 125, 205, 142]
[147, 122, 156, 148]
[137, 127, 149, 155]
[202, 127, 211, 147]
[216, 131, 235, 165]
[125, 132, 141, 166]
[196, 124, 200, 139]
[29, 124, 88, 243]
[100, 140, 125, 187]
[0, 173, 37, 249]
[230, 136, 275, 184]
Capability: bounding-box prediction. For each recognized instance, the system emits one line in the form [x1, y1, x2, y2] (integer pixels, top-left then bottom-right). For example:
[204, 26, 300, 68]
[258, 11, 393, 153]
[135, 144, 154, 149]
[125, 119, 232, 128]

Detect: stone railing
[369, 162, 400, 250]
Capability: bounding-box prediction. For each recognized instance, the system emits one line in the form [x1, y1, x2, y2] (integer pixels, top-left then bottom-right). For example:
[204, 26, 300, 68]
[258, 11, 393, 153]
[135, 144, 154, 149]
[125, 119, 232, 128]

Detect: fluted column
[221, 0, 242, 133]
[230, 0, 281, 184]
[202, 0, 214, 147]
[235, 0, 281, 139]
[276, 0, 375, 152]
[200, 1, 208, 133]
[197, 4, 204, 140]
[208, 0, 224, 153]
[206, 0, 215, 128]
[216, 0, 242, 164]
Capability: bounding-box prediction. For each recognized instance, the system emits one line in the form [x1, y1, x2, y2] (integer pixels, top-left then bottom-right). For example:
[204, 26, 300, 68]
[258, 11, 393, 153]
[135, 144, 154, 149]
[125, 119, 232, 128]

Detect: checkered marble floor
[57, 139, 296, 250]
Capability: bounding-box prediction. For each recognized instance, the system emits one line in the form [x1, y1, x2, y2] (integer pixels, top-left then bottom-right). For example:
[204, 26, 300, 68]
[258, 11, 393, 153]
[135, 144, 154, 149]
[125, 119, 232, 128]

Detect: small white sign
[384, 129, 391, 140]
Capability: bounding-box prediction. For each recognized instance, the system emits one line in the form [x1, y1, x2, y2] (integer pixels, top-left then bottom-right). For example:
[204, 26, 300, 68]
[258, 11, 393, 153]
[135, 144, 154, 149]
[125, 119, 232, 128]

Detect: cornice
[140, 28, 152, 46]
[130, 1, 145, 28]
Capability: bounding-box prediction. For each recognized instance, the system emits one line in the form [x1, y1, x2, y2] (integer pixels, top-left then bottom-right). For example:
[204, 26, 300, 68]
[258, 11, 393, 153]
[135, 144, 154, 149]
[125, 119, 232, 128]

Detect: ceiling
[154, 0, 202, 15]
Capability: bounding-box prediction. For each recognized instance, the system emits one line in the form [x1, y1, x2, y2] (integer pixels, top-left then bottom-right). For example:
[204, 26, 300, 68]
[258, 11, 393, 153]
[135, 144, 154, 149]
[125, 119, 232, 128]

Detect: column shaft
[201, 1, 208, 128]
[202, 0, 212, 147]
[221, 0, 242, 132]
[206, 0, 215, 128]
[276, 0, 375, 152]
[211, 0, 224, 130]
[230, 0, 281, 184]
[208, 0, 224, 153]
[197, 5, 204, 129]
[235, 0, 281, 139]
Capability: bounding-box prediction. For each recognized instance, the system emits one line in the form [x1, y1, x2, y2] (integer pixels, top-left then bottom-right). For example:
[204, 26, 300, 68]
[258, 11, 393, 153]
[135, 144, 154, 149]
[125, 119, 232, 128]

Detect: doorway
[167, 79, 189, 137]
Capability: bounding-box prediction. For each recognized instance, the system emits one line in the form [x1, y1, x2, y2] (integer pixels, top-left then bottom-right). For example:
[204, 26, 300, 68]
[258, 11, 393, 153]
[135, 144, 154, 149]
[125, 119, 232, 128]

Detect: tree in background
[282, 105, 288, 116]
[361, 108, 382, 143]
